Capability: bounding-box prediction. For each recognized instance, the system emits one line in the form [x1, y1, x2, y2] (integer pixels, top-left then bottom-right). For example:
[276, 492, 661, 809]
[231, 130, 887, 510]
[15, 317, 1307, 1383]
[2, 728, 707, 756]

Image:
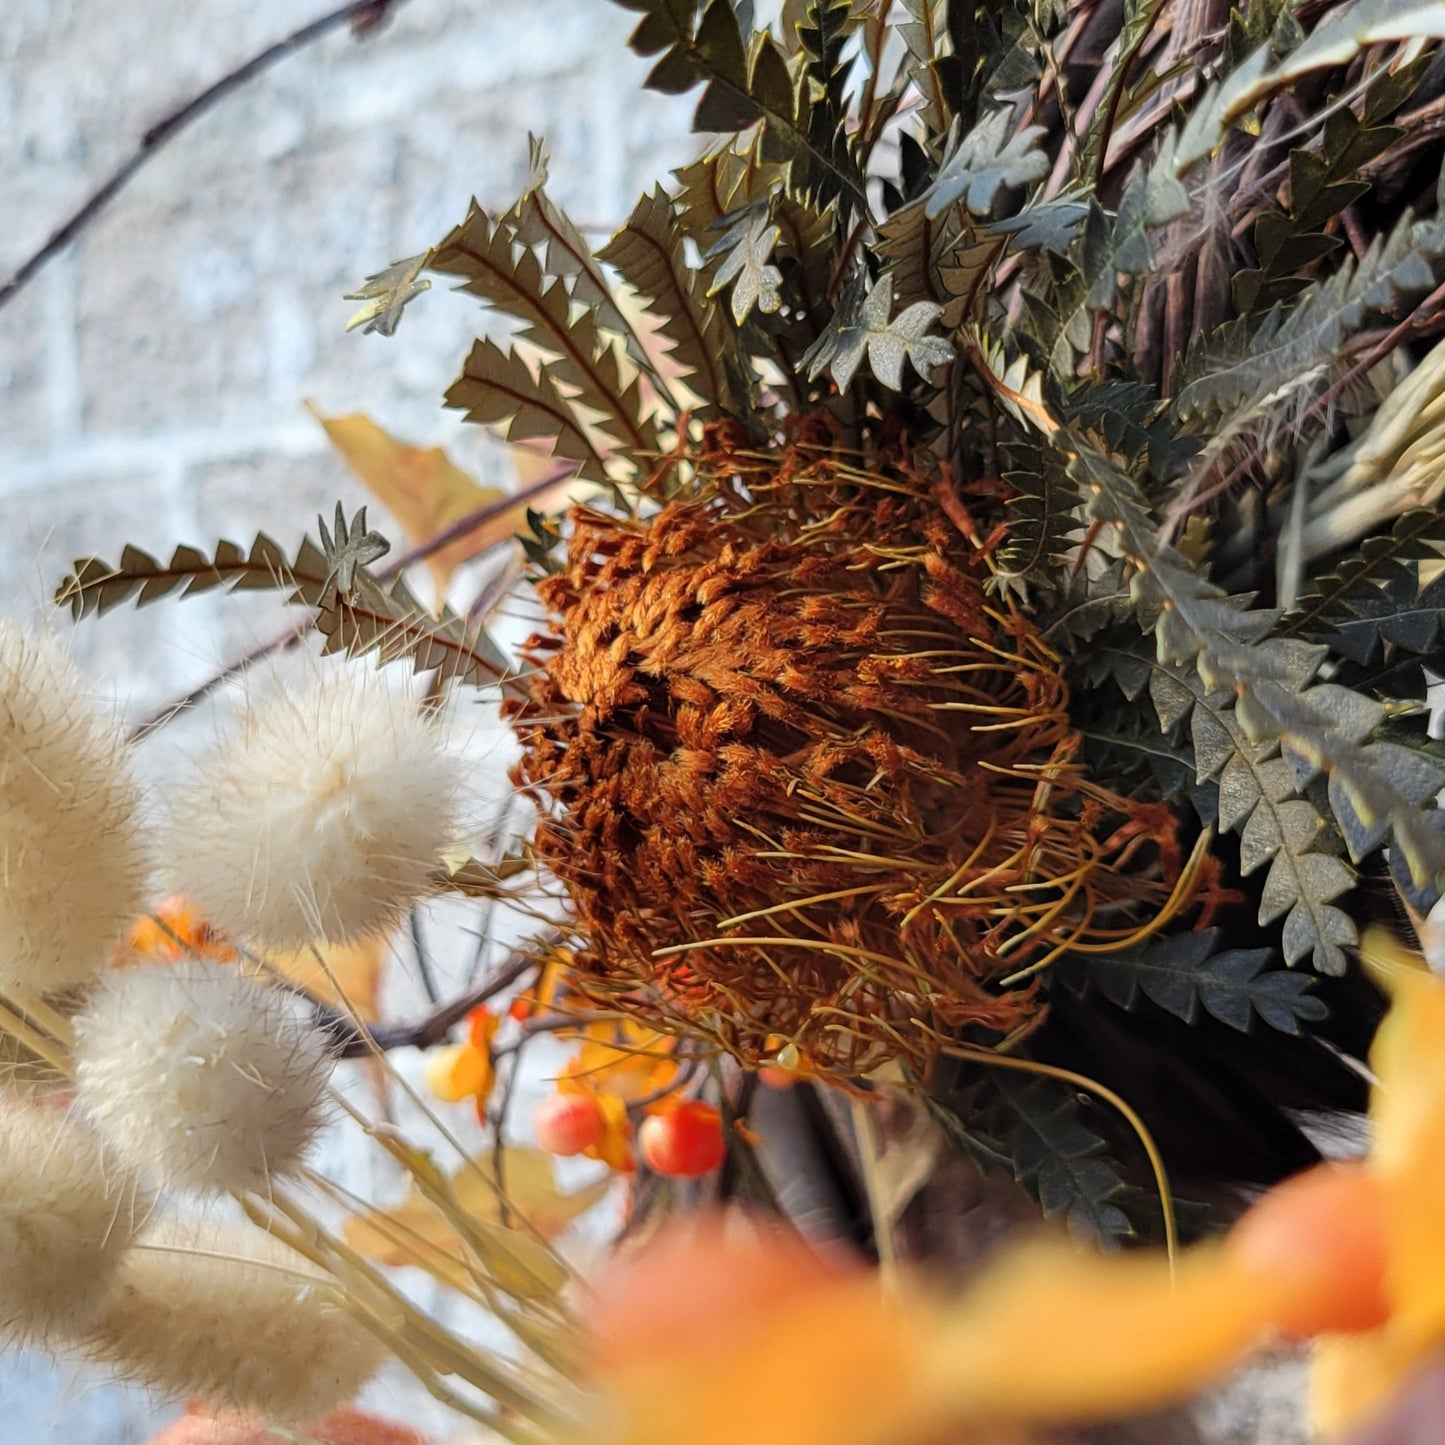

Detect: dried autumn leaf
[306, 403, 507, 594]
[256, 933, 388, 1023]
[344, 1146, 610, 1292]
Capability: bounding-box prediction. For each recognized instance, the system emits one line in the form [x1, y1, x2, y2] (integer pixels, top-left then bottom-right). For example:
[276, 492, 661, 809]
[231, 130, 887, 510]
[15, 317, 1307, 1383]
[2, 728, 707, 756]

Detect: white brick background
[0, 2, 694, 1440]
[0, 0, 692, 722]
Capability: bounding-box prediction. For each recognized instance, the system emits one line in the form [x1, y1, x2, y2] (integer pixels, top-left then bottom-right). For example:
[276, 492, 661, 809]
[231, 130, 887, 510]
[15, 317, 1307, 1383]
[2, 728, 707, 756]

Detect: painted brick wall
[0, 0, 693, 722]
[0, 4, 693, 1440]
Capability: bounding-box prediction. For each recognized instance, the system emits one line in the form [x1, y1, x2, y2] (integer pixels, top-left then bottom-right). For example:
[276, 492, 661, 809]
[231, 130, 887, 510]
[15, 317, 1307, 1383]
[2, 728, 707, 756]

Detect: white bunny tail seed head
[166, 666, 461, 947]
[0, 624, 150, 993]
[0, 1100, 150, 1343]
[74, 962, 332, 1195]
[86, 1216, 386, 1420]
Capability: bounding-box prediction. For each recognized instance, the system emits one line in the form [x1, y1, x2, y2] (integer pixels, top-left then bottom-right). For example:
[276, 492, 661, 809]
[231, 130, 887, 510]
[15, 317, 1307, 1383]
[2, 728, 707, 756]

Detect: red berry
[535, 1094, 605, 1156]
[638, 1101, 726, 1178]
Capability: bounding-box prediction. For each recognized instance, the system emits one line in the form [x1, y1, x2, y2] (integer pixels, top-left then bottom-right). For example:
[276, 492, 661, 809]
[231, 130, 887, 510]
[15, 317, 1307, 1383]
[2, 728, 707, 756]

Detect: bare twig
[322, 941, 551, 1058]
[0, 0, 408, 316]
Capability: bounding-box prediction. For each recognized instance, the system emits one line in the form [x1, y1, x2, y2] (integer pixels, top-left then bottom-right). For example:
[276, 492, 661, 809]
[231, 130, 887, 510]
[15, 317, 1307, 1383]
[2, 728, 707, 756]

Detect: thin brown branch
[1165, 277, 1445, 530]
[324, 941, 551, 1058]
[0, 0, 407, 315]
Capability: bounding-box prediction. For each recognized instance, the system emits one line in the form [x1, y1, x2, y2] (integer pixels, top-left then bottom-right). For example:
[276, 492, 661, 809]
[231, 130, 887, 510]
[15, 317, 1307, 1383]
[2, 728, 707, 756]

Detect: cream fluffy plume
[74, 962, 332, 1194]
[0, 624, 149, 992]
[165, 667, 461, 947]
[0, 1101, 149, 1342]
[87, 1217, 386, 1420]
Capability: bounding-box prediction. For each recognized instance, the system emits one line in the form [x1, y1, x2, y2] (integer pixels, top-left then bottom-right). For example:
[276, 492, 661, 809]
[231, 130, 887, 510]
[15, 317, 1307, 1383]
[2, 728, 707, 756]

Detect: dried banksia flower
[0, 623, 149, 993]
[87, 1217, 386, 1420]
[0, 1100, 149, 1342]
[74, 962, 332, 1194]
[511, 424, 1205, 1077]
[165, 667, 460, 946]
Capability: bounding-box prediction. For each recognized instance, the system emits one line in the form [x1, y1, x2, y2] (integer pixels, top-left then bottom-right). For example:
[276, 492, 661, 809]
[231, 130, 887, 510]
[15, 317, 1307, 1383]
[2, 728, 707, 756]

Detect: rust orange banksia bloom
[510, 422, 1207, 1079]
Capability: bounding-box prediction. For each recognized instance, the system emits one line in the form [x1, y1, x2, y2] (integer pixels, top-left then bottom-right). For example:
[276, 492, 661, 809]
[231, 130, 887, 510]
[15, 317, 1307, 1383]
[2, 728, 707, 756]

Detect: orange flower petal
[923, 1240, 1267, 1425]
[425, 1043, 493, 1104]
[1225, 1163, 1389, 1337]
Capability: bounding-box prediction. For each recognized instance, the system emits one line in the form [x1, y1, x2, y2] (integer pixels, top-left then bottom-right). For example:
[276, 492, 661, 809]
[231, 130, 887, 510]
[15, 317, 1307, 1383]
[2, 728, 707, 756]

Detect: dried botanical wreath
[20, 7, 1445, 1429]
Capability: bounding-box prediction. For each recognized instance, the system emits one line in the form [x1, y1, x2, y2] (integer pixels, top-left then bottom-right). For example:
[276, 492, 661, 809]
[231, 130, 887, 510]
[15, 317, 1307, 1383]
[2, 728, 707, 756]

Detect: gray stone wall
[0, 3, 694, 1440]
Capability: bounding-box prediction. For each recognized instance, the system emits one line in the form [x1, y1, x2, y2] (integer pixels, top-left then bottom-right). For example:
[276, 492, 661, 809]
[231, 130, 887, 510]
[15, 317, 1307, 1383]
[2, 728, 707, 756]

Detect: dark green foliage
[1233, 60, 1426, 317]
[1057, 930, 1329, 1035]
[1285, 507, 1445, 693]
[55, 534, 329, 618]
[985, 1074, 1136, 1247]
[612, 0, 868, 208]
[990, 438, 1077, 600]
[599, 186, 743, 412]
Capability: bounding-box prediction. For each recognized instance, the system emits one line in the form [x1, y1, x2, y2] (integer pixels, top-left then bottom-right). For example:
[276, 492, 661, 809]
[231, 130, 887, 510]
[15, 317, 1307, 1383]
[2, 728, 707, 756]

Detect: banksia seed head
[87, 1217, 386, 1421]
[0, 623, 149, 993]
[74, 962, 332, 1194]
[511, 424, 1201, 1077]
[0, 1100, 149, 1343]
[165, 667, 460, 947]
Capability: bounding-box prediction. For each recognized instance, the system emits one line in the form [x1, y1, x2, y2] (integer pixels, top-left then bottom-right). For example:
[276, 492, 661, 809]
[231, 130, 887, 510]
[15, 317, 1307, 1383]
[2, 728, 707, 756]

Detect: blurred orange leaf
[141, 1404, 428, 1445]
[344, 1146, 609, 1294]
[1312, 944, 1445, 1436]
[588, 949, 1445, 1445]
[590, 1218, 953, 1445]
[119, 896, 237, 966]
[307, 403, 529, 593]
[590, 1218, 1275, 1445]
[924, 1240, 1265, 1425]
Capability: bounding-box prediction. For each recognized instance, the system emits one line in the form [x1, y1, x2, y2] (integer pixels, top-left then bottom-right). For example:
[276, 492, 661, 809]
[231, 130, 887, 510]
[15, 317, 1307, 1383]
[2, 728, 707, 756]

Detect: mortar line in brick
[0, 421, 328, 491]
